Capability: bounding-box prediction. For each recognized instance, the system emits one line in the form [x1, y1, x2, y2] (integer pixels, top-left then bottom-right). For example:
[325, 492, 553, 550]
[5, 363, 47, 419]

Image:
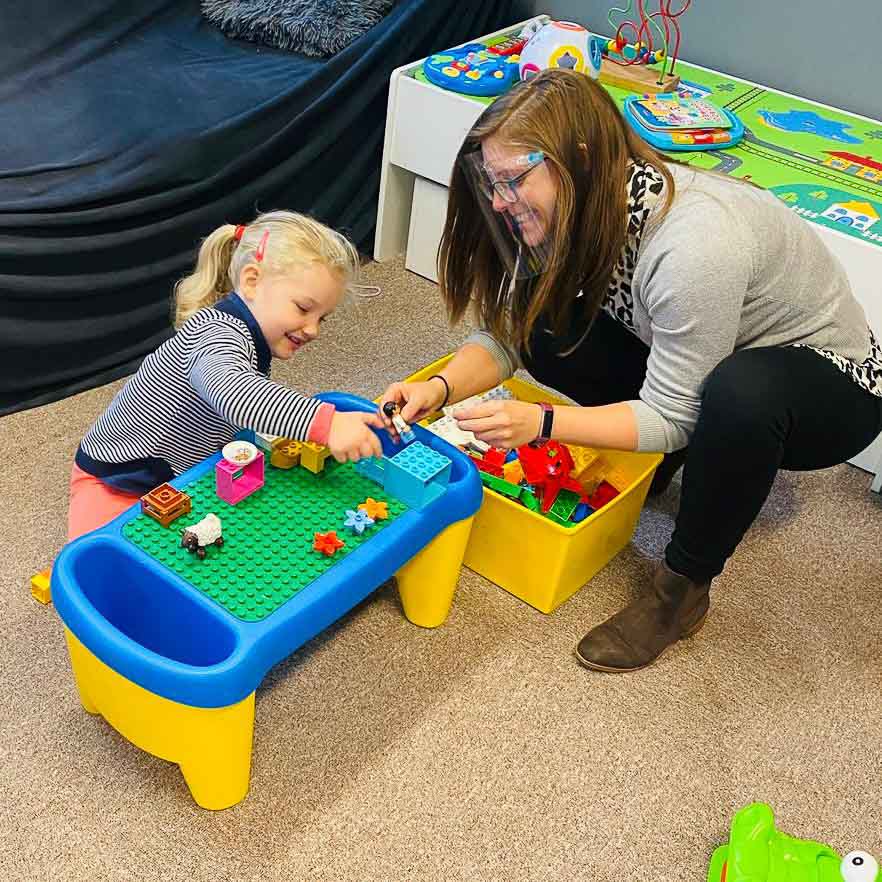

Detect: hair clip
[234, 224, 246, 242]
[255, 230, 269, 262]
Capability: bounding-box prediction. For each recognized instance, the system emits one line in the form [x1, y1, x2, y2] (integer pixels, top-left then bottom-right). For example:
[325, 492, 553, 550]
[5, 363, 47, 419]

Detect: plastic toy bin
[404, 356, 663, 614]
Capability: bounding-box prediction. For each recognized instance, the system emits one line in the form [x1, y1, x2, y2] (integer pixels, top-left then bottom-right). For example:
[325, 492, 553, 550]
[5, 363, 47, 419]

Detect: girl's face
[481, 135, 558, 247]
[239, 262, 344, 360]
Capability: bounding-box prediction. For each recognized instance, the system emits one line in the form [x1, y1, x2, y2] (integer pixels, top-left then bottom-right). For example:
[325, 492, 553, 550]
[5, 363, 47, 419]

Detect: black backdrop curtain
[0, 0, 520, 414]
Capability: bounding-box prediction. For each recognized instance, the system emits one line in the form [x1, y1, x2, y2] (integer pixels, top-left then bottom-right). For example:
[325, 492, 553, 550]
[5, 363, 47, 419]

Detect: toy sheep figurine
[180, 513, 224, 560]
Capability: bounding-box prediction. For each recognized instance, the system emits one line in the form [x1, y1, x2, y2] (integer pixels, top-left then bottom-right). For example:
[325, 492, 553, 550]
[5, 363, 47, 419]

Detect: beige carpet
[2, 258, 881, 882]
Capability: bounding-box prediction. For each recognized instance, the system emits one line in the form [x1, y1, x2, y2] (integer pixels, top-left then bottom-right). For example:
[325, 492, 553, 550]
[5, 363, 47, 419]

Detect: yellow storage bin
[404, 355, 663, 614]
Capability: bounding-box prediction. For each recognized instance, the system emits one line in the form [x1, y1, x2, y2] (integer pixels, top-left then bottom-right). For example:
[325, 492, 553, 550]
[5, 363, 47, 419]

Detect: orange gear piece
[313, 531, 345, 556]
[358, 497, 389, 520]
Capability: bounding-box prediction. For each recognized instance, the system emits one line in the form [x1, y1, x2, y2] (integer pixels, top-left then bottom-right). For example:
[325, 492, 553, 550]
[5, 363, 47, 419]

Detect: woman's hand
[454, 400, 543, 450]
[327, 411, 384, 462]
[378, 379, 447, 440]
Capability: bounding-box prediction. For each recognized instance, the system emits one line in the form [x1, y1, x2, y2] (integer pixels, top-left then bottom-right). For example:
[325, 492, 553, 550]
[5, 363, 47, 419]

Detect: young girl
[381, 70, 882, 673]
[69, 210, 383, 541]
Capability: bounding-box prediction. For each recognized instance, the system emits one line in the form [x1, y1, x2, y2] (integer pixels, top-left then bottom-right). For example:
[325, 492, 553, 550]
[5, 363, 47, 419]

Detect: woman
[381, 69, 882, 673]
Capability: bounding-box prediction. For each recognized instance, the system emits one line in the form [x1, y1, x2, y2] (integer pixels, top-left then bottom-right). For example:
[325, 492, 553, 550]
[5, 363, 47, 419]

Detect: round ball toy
[519, 20, 603, 82]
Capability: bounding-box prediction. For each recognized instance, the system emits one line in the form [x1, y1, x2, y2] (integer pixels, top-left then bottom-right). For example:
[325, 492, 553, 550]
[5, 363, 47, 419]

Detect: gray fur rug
[202, 0, 396, 56]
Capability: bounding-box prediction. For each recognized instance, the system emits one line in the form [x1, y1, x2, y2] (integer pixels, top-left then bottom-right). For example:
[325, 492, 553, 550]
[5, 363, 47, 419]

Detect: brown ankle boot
[574, 561, 710, 672]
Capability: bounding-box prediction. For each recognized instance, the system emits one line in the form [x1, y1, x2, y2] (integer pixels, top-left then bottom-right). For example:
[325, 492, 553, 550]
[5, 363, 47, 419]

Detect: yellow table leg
[63, 629, 254, 810]
[395, 515, 475, 628]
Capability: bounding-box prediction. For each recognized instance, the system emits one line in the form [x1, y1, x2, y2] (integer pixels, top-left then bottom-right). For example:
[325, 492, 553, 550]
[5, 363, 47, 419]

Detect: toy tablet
[629, 94, 732, 130]
[624, 95, 744, 151]
[423, 41, 523, 97]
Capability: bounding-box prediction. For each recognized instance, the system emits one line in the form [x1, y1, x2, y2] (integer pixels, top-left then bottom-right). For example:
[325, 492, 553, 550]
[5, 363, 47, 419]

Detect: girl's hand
[327, 411, 384, 462]
[454, 400, 543, 450]
[378, 380, 447, 439]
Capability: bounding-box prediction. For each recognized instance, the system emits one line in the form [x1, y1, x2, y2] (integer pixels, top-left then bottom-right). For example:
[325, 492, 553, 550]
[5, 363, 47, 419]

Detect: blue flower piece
[343, 508, 375, 534]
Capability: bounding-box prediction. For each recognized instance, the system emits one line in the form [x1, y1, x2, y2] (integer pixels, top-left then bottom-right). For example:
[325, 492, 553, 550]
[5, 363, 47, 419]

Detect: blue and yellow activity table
[51, 393, 482, 809]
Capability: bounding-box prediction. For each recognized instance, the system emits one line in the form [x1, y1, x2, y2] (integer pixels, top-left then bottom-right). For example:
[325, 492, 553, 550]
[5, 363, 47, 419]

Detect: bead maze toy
[50, 392, 482, 810]
[708, 803, 880, 882]
[598, 0, 691, 94]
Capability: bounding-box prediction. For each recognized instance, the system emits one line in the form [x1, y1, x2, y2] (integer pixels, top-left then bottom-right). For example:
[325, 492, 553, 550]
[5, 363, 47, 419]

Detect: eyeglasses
[480, 151, 545, 203]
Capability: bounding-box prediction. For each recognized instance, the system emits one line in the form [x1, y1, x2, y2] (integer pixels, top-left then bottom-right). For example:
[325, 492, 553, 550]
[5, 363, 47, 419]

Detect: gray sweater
[468, 164, 873, 452]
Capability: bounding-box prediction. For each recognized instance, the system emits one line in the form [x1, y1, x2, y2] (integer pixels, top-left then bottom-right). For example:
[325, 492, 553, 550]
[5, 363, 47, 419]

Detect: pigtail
[174, 224, 239, 326]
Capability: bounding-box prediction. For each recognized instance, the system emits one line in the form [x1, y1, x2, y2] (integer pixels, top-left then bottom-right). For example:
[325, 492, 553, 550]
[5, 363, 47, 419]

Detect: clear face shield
[460, 142, 558, 280]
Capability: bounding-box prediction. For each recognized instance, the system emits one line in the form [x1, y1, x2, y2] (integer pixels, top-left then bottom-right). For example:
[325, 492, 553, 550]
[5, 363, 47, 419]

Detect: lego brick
[270, 438, 302, 469]
[141, 484, 192, 528]
[30, 567, 52, 604]
[574, 454, 609, 492]
[424, 413, 473, 449]
[343, 509, 374, 534]
[568, 444, 599, 476]
[387, 441, 451, 488]
[572, 501, 595, 523]
[354, 456, 385, 484]
[300, 442, 331, 474]
[547, 489, 581, 523]
[479, 471, 522, 499]
[253, 431, 280, 453]
[484, 448, 506, 469]
[383, 441, 452, 509]
[586, 481, 620, 509]
[469, 454, 504, 478]
[502, 460, 524, 485]
[443, 383, 514, 418]
[313, 530, 345, 555]
[519, 487, 541, 512]
[465, 438, 491, 455]
[358, 497, 389, 520]
[215, 452, 265, 505]
[123, 460, 405, 622]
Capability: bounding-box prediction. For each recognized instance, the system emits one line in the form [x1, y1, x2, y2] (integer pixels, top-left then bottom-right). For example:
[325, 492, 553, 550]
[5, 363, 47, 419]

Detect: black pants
[522, 311, 882, 582]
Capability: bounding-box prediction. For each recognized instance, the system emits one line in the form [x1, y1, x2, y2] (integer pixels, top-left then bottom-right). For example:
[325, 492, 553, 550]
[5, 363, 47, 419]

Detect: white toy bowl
[222, 440, 258, 467]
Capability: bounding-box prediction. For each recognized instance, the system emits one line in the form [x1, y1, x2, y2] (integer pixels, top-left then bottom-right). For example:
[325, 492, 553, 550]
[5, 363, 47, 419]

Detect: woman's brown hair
[438, 68, 675, 354]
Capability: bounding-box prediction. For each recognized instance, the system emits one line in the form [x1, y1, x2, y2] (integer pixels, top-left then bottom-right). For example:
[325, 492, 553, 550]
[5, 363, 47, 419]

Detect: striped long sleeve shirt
[76, 293, 334, 492]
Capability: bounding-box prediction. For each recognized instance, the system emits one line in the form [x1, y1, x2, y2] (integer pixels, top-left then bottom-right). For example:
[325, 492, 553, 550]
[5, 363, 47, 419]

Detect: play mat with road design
[414, 48, 882, 249]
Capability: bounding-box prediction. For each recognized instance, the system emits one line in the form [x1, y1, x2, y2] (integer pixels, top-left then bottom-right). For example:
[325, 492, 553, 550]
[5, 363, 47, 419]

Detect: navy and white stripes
[77, 298, 321, 492]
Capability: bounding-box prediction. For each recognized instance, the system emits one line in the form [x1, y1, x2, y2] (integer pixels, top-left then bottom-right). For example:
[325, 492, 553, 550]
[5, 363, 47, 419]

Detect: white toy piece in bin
[426, 384, 515, 453]
[519, 20, 603, 82]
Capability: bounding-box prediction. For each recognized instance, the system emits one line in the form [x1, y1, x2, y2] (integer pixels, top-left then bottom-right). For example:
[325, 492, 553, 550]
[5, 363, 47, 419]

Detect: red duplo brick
[586, 481, 620, 509]
[468, 454, 504, 478]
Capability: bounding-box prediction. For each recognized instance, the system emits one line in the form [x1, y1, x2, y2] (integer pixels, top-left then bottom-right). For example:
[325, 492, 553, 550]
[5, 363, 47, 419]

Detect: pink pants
[68, 464, 143, 542]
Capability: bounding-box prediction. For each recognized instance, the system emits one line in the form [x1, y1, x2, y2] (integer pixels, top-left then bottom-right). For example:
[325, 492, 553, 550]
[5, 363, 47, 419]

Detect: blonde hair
[440, 68, 677, 355]
[174, 210, 360, 326]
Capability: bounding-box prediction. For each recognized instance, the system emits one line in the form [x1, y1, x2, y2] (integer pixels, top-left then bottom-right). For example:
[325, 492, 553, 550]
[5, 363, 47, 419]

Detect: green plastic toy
[708, 803, 880, 882]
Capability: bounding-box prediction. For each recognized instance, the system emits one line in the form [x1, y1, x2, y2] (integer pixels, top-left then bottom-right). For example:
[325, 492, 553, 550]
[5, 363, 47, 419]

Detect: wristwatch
[536, 402, 554, 443]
